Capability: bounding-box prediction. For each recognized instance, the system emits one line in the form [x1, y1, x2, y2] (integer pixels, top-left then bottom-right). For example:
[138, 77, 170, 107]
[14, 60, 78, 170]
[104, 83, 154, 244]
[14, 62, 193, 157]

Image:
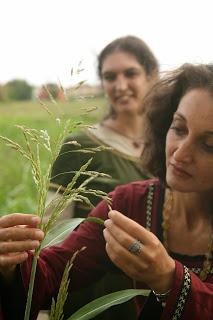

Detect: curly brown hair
[142, 63, 213, 182]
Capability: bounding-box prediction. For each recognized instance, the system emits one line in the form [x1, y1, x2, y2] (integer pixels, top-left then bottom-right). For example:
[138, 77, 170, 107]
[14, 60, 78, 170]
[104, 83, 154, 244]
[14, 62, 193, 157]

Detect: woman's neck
[103, 114, 145, 139]
[165, 189, 213, 256]
[172, 191, 213, 230]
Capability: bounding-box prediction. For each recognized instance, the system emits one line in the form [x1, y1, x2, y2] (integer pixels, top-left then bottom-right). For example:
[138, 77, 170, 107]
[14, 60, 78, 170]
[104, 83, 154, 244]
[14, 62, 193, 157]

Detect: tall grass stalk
[0, 100, 110, 320]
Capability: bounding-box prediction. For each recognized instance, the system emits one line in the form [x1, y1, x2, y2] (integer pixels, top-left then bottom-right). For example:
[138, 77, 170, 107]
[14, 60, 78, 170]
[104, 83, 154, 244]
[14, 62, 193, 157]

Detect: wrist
[151, 258, 175, 293]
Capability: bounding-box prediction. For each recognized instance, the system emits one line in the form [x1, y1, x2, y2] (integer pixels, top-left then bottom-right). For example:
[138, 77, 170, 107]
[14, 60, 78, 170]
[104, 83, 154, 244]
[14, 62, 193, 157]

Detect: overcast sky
[1, 0, 213, 87]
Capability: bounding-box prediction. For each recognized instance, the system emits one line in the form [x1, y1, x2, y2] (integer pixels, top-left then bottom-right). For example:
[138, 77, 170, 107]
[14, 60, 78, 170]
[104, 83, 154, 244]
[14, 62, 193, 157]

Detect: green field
[0, 97, 105, 215]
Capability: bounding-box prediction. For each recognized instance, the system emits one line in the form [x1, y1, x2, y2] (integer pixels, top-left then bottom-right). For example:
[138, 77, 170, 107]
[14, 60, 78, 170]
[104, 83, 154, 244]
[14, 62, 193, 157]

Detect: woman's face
[166, 89, 213, 193]
[101, 51, 155, 116]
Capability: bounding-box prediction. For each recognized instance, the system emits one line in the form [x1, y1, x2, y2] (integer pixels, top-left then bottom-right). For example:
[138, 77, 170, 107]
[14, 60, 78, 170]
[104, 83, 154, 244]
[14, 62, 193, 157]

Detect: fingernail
[35, 230, 44, 239]
[32, 216, 40, 224]
[108, 210, 115, 218]
[32, 240, 40, 247]
[104, 219, 110, 227]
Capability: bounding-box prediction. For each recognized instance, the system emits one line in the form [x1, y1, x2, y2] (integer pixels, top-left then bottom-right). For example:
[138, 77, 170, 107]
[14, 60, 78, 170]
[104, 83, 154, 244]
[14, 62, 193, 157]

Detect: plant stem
[24, 249, 40, 320]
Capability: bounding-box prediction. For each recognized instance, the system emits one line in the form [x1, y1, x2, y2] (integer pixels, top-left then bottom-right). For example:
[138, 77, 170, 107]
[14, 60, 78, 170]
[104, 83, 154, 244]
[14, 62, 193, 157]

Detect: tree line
[0, 80, 61, 102]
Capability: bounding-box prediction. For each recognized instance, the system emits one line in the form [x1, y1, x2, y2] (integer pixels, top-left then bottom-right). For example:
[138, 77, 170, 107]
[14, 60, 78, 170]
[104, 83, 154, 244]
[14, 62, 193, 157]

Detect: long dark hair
[97, 35, 159, 119]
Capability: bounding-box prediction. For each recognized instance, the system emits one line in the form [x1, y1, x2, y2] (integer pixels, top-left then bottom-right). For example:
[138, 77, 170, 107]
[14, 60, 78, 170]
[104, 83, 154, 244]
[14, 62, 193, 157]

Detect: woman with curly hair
[0, 63, 213, 319]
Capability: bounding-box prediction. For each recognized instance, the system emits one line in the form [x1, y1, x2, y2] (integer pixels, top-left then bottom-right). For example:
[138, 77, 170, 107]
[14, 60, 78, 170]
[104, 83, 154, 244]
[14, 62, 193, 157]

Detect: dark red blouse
[1, 179, 213, 319]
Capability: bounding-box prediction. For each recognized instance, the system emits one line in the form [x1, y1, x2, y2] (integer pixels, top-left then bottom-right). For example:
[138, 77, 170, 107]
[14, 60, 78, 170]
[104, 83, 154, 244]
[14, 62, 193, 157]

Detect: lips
[169, 162, 192, 177]
[116, 95, 132, 101]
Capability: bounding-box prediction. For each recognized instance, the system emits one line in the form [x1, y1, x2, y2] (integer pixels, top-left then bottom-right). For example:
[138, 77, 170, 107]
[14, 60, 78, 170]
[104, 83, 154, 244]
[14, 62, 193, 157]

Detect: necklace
[162, 189, 213, 281]
[101, 123, 144, 149]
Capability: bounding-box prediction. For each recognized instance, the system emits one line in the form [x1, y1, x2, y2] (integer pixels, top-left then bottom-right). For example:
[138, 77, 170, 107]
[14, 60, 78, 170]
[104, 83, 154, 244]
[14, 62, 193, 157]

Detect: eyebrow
[102, 67, 141, 75]
[173, 112, 186, 121]
[174, 112, 213, 135]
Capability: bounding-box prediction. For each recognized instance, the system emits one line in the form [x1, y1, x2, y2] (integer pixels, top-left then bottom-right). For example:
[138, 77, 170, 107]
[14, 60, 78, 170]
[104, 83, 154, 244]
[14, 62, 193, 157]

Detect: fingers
[0, 214, 44, 243]
[0, 213, 43, 279]
[103, 227, 146, 269]
[103, 219, 154, 266]
[105, 210, 159, 248]
[0, 252, 29, 268]
[0, 240, 41, 254]
[106, 210, 152, 244]
[104, 218, 133, 249]
[0, 213, 44, 259]
[0, 226, 44, 242]
[103, 227, 152, 283]
[103, 210, 176, 291]
[0, 213, 40, 228]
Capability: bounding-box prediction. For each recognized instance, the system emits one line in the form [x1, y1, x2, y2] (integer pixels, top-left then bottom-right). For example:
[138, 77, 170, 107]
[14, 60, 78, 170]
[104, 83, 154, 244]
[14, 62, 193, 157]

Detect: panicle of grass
[38, 99, 53, 116]
[0, 136, 31, 160]
[57, 145, 112, 159]
[77, 60, 84, 74]
[50, 118, 81, 162]
[57, 78, 68, 102]
[43, 158, 110, 231]
[0, 94, 112, 320]
[74, 80, 87, 91]
[80, 106, 98, 113]
[44, 84, 57, 105]
[49, 247, 86, 320]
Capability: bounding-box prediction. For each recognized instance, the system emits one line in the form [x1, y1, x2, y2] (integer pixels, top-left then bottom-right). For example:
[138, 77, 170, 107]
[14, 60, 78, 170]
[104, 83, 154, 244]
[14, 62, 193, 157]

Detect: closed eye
[170, 126, 187, 136]
[201, 143, 213, 153]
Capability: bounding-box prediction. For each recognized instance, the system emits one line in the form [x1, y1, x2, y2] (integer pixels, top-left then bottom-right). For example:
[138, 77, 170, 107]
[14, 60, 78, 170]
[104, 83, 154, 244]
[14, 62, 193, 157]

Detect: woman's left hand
[103, 210, 175, 293]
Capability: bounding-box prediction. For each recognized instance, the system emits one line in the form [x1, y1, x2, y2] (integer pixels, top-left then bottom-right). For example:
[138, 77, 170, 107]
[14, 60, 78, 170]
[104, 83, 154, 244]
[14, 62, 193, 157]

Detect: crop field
[0, 97, 105, 215]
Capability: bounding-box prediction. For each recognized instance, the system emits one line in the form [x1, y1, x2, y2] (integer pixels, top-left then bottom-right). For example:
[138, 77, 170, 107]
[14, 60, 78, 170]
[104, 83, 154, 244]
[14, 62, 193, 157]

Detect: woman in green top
[47, 35, 159, 320]
[49, 35, 159, 218]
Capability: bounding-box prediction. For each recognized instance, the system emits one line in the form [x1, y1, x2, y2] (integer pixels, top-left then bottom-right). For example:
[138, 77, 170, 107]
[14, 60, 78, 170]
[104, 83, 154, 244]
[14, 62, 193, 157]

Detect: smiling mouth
[117, 96, 130, 100]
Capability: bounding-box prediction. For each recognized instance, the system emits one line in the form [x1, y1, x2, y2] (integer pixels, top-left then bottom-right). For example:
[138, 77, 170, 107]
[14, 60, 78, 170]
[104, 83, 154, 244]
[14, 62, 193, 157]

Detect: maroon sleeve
[0, 180, 151, 319]
[161, 261, 213, 320]
[20, 181, 150, 319]
[21, 199, 111, 319]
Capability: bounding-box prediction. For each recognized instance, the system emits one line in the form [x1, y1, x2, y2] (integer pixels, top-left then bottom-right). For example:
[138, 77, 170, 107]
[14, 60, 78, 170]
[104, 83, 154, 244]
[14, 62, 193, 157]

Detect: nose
[115, 75, 128, 91]
[173, 140, 193, 163]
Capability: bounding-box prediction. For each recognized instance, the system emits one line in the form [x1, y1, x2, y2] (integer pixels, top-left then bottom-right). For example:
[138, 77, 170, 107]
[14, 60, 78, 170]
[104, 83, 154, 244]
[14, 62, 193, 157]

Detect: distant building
[34, 84, 102, 101]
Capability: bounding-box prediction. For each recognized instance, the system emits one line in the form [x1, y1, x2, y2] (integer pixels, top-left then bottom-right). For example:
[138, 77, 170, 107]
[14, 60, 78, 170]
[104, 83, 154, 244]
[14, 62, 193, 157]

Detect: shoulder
[87, 178, 162, 227]
[64, 130, 95, 146]
[111, 178, 160, 199]
[110, 178, 161, 215]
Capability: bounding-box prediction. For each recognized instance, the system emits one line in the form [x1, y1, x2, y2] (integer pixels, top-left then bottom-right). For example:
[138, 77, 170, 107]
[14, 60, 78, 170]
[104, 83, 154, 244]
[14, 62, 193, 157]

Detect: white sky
[1, 0, 213, 87]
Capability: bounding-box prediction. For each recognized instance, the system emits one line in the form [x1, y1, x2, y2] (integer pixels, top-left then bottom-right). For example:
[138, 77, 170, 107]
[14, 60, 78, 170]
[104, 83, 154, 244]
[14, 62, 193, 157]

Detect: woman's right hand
[0, 213, 44, 280]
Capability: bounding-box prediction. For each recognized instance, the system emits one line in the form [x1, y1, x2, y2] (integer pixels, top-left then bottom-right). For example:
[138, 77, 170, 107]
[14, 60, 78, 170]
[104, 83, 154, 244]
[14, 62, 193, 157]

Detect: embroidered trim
[171, 266, 191, 320]
[145, 183, 154, 231]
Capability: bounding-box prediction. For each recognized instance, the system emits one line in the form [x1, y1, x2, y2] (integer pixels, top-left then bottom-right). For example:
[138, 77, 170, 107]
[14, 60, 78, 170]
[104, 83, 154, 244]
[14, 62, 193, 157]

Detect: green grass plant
[0, 96, 110, 320]
[0, 97, 105, 215]
[0, 97, 150, 319]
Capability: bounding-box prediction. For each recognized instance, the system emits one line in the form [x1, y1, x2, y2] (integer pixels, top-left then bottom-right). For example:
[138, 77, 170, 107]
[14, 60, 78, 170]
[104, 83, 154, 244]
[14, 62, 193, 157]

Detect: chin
[166, 176, 191, 192]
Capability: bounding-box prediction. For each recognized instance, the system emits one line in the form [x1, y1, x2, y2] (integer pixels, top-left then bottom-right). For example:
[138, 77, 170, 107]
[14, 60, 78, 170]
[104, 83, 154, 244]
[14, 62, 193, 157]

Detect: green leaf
[41, 218, 85, 249]
[67, 289, 151, 320]
[84, 216, 105, 226]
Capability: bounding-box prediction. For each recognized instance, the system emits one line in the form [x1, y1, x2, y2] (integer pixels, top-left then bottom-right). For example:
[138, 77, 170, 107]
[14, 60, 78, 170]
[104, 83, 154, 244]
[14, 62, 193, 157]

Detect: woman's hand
[0, 213, 44, 280]
[103, 210, 175, 293]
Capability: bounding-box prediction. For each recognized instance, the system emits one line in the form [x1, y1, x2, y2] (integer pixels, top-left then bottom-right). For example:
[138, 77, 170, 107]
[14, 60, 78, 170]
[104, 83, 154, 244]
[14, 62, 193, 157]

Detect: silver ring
[128, 239, 142, 255]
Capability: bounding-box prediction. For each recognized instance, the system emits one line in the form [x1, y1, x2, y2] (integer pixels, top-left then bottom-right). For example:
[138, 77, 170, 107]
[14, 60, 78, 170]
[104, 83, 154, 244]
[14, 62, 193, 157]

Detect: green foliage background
[0, 97, 105, 215]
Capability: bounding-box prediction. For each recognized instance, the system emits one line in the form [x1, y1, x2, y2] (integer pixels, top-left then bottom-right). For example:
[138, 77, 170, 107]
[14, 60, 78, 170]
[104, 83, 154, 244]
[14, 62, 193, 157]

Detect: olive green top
[50, 124, 149, 217]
